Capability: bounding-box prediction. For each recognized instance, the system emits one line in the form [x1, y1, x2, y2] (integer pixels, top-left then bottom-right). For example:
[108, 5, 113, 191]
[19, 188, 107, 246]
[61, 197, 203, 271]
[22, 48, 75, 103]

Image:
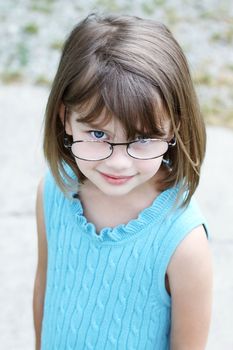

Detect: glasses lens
[71, 141, 111, 160]
[128, 139, 168, 159]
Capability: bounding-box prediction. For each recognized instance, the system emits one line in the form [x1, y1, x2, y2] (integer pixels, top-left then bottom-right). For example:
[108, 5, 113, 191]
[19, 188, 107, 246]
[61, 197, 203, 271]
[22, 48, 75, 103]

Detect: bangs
[64, 61, 170, 139]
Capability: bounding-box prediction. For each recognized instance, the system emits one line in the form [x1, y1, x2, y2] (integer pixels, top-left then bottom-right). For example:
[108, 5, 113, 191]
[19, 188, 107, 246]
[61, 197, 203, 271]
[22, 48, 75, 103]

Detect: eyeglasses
[63, 107, 176, 161]
[64, 137, 176, 161]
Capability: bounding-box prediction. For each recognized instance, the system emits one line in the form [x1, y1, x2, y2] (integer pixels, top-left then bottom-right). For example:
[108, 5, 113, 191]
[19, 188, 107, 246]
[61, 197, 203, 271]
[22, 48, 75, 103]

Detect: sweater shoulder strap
[43, 170, 64, 240]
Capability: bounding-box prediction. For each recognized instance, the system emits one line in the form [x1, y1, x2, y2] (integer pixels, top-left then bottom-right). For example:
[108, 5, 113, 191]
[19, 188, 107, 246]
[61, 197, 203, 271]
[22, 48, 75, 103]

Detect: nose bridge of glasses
[104, 141, 132, 160]
[108, 141, 132, 147]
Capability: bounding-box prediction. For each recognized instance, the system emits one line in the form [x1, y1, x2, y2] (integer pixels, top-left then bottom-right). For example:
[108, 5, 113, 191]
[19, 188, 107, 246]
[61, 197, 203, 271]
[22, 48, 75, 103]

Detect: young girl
[33, 13, 213, 350]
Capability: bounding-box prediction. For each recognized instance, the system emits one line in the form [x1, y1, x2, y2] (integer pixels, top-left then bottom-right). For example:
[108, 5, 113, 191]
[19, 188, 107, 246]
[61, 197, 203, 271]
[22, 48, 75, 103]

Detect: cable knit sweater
[41, 170, 208, 350]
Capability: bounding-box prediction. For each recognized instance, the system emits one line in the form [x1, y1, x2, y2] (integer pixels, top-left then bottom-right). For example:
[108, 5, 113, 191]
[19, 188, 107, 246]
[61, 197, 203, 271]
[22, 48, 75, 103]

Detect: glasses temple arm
[63, 106, 72, 148]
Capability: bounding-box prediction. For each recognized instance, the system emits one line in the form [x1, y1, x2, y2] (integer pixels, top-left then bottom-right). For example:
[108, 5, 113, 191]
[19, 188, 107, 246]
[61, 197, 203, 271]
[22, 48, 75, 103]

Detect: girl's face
[65, 109, 171, 197]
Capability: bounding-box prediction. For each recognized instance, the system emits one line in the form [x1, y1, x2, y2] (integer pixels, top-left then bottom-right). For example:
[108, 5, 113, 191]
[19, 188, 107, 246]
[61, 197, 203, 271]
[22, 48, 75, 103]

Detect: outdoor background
[0, 0, 233, 349]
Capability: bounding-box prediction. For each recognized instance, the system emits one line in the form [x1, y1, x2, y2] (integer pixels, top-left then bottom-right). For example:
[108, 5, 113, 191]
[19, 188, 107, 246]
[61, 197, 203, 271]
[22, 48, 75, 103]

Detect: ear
[59, 103, 72, 135]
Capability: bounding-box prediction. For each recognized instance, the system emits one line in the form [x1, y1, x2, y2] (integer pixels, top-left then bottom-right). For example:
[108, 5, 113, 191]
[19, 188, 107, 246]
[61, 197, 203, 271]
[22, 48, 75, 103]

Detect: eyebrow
[154, 129, 168, 137]
[75, 119, 111, 132]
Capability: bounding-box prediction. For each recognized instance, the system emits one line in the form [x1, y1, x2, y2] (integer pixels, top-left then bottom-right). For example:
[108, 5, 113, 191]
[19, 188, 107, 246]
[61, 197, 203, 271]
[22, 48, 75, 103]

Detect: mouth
[99, 172, 135, 185]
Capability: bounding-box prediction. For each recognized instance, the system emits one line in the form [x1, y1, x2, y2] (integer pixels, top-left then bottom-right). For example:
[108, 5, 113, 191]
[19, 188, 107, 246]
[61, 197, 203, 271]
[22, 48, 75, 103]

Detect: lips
[99, 172, 134, 185]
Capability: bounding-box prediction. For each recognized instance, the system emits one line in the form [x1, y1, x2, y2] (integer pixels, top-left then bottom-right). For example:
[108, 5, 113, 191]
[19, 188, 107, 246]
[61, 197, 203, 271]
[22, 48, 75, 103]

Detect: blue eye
[90, 130, 106, 139]
[136, 137, 150, 144]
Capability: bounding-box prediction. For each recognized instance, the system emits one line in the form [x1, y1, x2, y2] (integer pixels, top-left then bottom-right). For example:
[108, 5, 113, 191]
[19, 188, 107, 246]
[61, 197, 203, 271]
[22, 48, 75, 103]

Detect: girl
[33, 13, 213, 350]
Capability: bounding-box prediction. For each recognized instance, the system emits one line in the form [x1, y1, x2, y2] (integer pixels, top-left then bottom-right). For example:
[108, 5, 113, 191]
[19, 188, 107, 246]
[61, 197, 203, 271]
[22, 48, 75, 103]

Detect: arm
[167, 225, 213, 350]
[33, 179, 48, 350]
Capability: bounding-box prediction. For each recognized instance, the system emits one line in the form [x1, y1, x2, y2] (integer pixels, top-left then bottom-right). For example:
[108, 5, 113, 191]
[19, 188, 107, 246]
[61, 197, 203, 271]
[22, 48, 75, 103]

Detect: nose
[104, 144, 133, 169]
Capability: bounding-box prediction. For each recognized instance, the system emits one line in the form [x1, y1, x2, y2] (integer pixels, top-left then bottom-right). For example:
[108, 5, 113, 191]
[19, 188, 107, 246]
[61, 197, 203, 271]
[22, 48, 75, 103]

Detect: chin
[96, 183, 134, 197]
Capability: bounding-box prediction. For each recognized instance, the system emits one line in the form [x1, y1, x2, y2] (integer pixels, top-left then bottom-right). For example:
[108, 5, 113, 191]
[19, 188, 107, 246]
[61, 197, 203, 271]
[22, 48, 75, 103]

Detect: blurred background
[0, 0, 233, 349]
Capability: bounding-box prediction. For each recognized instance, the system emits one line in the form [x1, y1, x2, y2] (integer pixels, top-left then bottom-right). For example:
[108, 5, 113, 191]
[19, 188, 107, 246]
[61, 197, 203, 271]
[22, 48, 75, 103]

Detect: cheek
[74, 159, 99, 175]
[75, 159, 90, 174]
[137, 158, 163, 175]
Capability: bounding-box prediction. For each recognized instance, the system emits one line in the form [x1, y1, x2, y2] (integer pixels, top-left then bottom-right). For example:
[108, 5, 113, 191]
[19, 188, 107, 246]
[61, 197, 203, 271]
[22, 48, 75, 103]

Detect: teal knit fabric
[41, 170, 208, 350]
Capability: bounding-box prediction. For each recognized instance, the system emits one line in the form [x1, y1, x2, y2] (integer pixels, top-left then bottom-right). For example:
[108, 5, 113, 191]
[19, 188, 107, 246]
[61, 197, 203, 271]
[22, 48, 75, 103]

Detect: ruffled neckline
[70, 186, 179, 245]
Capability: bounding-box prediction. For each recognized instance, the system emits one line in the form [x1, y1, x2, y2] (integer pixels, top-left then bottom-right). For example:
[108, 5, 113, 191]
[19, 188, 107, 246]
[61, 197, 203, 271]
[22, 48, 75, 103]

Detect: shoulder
[36, 177, 47, 235]
[167, 225, 213, 348]
[36, 177, 44, 198]
[154, 194, 211, 299]
[35, 178, 48, 268]
[36, 177, 45, 221]
[167, 224, 212, 278]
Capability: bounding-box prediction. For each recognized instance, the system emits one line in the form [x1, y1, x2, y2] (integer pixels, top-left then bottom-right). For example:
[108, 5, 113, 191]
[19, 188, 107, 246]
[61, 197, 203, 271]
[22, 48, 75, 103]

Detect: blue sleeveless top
[41, 170, 208, 350]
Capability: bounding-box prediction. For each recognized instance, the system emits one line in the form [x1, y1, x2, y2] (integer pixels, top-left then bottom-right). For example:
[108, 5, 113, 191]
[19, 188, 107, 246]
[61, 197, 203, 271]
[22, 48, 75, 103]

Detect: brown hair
[43, 13, 206, 206]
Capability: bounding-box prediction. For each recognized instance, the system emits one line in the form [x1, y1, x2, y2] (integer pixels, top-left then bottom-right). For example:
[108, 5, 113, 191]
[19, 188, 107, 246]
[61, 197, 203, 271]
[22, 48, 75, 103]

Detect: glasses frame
[63, 107, 176, 161]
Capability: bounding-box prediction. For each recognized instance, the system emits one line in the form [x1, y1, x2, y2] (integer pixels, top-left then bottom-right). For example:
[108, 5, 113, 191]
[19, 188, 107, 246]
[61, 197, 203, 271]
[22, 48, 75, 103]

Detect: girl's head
[44, 13, 206, 206]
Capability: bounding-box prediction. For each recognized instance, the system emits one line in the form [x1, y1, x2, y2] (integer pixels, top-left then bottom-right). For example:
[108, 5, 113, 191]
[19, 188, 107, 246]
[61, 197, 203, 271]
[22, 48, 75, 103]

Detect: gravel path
[0, 84, 233, 349]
